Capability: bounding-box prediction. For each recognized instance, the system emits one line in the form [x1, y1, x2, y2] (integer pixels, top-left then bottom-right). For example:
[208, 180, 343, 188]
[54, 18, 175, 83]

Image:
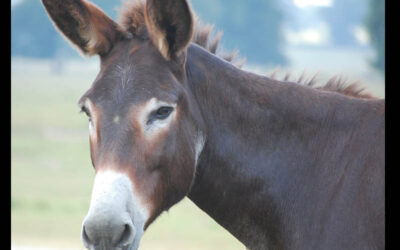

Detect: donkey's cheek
[126, 167, 162, 210]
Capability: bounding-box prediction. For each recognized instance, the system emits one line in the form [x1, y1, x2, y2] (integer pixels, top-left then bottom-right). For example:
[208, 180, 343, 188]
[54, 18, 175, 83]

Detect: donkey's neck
[185, 44, 379, 249]
[185, 44, 303, 248]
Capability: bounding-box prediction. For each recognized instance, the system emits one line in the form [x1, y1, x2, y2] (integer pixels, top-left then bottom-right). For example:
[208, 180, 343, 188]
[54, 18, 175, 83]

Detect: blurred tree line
[318, 0, 368, 47]
[11, 0, 120, 58]
[12, 0, 384, 71]
[191, 0, 286, 65]
[365, 0, 385, 72]
[12, 0, 286, 65]
[316, 0, 384, 73]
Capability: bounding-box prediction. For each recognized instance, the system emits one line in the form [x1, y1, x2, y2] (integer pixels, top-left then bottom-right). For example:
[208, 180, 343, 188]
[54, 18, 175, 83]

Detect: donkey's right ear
[41, 0, 126, 56]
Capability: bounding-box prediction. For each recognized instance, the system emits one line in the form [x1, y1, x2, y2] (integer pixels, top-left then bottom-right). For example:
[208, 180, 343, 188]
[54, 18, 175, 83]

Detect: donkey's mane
[117, 0, 375, 99]
[268, 71, 375, 99]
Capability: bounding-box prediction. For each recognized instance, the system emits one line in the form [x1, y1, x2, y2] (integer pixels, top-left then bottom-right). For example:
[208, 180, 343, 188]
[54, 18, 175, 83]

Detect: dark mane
[117, 0, 375, 99]
[268, 71, 376, 99]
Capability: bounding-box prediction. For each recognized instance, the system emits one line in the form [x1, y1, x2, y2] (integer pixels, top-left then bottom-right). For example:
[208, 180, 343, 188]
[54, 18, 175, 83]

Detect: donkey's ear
[144, 0, 194, 60]
[41, 0, 125, 56]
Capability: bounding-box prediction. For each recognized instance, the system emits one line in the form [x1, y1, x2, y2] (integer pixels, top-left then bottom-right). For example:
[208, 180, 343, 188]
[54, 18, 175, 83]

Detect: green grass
[11, 58, 244, 249]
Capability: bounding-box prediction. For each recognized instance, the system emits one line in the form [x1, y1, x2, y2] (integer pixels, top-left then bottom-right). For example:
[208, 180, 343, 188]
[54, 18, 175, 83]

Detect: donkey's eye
[156, 106, 174, 119]
[80, 106, 92, 121]
[147, 106, 174, 125]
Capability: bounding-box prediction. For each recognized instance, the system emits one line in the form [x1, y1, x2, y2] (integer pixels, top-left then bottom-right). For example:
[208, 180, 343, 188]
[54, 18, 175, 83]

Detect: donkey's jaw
[82, 170, 149, 250]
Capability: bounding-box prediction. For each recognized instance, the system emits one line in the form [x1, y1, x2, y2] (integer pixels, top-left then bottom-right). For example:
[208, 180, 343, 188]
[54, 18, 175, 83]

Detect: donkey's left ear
[145, 0, 194, 61]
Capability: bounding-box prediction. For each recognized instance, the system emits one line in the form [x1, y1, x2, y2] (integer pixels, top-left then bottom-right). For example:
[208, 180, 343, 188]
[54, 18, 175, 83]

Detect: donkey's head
[42, 0, 206, 248]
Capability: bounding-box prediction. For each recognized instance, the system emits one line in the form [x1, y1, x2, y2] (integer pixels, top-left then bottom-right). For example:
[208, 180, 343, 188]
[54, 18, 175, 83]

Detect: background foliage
[365, 0, 385, 72]
[12, 0, 286, 65]
[12, 0, 385, 71]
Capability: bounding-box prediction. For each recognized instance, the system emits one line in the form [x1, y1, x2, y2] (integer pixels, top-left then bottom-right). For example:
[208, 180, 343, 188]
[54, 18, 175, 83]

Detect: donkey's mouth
[84, 241, 141, 250]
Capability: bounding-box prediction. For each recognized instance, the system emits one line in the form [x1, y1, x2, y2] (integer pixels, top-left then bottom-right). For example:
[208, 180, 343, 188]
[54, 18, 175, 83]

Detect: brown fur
[145, 0, 194, 60]
[85, 2, 122, 55]
[129, 44, 141, 54]
[317, 77, 374, 99]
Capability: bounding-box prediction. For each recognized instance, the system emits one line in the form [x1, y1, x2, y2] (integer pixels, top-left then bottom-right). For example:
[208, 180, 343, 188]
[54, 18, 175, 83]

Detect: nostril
[116, 223, 136, 247]
[81, 225, 93, 248]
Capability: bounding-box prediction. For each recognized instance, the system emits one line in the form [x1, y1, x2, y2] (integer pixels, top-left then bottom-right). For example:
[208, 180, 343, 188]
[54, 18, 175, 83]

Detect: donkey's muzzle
[82, 212, 136, 249]
[81, 171, 148, 250]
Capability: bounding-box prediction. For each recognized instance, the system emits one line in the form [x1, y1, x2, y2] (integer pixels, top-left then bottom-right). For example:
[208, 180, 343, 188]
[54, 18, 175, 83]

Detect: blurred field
[11, 47, 384, 250]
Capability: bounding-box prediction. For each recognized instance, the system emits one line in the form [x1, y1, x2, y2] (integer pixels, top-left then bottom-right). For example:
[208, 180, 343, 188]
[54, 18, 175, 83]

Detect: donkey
[41, 0, 385, 249]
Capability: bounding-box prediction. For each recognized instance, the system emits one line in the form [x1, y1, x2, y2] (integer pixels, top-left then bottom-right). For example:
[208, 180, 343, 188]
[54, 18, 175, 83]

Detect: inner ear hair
[144, 0, 194, 60]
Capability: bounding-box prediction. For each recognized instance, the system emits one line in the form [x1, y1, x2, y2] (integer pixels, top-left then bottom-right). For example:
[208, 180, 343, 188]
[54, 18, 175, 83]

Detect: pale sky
[293, 0, 333, 8]
[11, 0, 24, 7]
